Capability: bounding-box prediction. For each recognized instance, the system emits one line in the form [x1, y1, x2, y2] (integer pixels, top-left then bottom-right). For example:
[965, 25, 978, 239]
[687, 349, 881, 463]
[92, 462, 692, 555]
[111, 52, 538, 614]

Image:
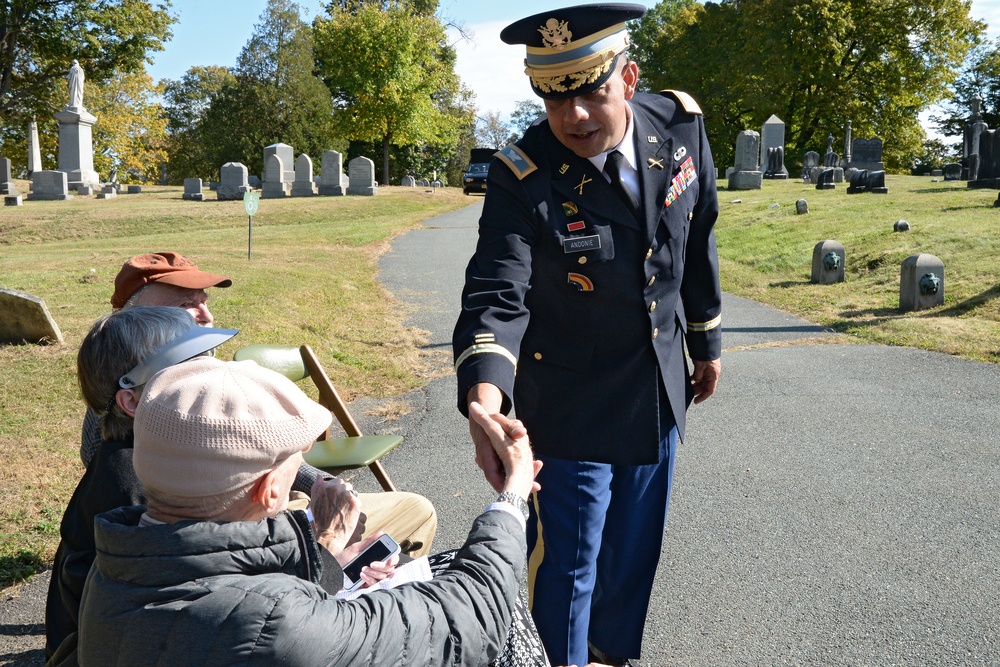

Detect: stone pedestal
[900, 254, 944, 312]
[811, 240, 845, 285]
[54, 107, 100, 189]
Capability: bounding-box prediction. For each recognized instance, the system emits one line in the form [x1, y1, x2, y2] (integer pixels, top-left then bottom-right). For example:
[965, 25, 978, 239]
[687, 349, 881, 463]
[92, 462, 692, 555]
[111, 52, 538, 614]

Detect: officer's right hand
[467, 383, 527, 492]
[469, 401, 540, 500]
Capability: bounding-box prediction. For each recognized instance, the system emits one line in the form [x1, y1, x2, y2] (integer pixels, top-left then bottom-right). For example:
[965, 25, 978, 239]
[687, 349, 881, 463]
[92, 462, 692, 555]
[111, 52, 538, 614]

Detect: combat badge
[567, 273, 594, 291]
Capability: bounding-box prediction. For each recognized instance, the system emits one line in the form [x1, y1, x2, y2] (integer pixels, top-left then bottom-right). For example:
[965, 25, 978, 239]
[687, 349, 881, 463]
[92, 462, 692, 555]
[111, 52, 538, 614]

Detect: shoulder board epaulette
[495, 144, 538, 181]
[660, 90, 703, 116]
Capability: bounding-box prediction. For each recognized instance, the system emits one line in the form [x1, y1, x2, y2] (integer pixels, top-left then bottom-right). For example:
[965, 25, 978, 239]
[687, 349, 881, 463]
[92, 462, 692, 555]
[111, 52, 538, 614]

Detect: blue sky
[147, 0, 1000, 122]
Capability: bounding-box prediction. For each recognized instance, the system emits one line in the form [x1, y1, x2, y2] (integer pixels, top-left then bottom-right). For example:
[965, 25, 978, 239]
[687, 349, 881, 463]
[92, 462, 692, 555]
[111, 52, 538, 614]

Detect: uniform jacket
[454, 91, 722, 465]
[78, 506, 525, 667]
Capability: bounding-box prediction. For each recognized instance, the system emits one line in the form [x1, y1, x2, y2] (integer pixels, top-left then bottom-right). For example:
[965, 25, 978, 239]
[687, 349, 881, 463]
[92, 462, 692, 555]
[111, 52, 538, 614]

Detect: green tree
[314, 3, 464, 184]
[196, 0, 336, 177]
[0, 0, 174, 133]
[931, 38, 1000, 143]
[161, 66, 236, 182]
[633, 0, 984, 172]
[88, 70, 168, 183]
[509, 99, 544, 139]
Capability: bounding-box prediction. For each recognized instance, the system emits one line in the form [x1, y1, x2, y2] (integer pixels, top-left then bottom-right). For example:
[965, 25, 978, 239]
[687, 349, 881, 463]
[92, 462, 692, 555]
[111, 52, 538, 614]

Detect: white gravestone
[347, 156, 377, 196]
[318, 150, 346, 196]
[261, 154, 291, 198]
[28, 121, 42, 176]
[28, 170, 73, 200]
[0, 288, 64, 345]
[217, 162, 250, 201]
[263, 143, 295, 184]
[291, 154, 317, 196]
[183, 178, 204, 201]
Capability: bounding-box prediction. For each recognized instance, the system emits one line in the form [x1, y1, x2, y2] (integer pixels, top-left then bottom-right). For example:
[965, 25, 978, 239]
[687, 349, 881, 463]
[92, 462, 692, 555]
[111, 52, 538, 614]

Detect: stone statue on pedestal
[68, 60, 85, 110]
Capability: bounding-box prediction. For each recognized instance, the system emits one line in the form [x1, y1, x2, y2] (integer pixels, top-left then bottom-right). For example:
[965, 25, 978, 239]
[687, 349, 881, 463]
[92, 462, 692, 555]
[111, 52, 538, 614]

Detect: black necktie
[603, 150, 640, 218]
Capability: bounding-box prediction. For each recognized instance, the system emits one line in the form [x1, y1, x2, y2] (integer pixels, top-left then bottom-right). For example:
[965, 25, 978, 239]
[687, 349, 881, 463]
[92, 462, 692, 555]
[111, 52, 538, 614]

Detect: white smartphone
[341, 534, 401, 592]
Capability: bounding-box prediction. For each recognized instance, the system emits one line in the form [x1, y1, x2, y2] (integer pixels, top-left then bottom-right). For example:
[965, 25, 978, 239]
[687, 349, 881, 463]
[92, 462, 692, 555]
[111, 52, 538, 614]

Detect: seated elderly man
[80, 251, 437, 557]
[77, 356, 540, 666]
[45, 307, 238, 665]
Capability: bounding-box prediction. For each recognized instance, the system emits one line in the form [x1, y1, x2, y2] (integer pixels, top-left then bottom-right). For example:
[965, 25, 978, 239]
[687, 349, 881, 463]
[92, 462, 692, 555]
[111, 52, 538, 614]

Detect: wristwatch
[497, 491, 530, 521]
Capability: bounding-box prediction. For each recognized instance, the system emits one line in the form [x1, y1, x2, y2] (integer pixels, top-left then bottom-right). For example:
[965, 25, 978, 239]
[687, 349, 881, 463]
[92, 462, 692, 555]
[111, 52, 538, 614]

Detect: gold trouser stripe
[687, 313, 722, 332]
[527, 493, 544, 611]
[454, 343, 517, 372]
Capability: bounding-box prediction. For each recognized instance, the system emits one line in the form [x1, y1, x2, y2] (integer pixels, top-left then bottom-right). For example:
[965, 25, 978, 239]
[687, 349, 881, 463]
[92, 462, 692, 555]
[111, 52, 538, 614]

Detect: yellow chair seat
[305, 434, 403, 472]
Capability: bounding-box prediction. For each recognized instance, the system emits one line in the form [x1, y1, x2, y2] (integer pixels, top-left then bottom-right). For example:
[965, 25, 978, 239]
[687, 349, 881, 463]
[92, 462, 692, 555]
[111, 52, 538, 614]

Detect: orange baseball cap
[111, 252, 232, 309]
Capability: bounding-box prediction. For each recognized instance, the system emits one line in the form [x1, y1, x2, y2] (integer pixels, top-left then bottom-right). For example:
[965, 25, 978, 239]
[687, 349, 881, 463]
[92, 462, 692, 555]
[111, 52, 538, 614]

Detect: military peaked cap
[500, 3, 646, 100]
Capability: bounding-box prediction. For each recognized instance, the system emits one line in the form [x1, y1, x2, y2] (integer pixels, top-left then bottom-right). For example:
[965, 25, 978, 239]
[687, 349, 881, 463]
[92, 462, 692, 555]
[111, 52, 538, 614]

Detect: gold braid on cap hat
[524, 30, 629, 94]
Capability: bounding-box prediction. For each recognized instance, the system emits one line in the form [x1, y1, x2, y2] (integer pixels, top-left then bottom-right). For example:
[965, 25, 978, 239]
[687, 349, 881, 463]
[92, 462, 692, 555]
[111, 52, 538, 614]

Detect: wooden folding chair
[233, 343, 401, 491]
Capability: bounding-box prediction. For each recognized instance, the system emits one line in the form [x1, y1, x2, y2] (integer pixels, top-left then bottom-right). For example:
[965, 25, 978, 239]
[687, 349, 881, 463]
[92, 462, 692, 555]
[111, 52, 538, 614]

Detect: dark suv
[463, 148, 494, 195]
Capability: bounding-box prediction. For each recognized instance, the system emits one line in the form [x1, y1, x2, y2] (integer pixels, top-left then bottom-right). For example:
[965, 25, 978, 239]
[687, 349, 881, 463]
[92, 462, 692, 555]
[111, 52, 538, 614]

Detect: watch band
[497, 491, 530, 521]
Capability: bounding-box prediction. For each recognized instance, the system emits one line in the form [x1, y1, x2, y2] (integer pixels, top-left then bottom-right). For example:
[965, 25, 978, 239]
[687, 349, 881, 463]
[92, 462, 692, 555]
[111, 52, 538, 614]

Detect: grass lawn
[0, 173, 997, 590]
[0, 183, 473, 588]
[715, 175, 1000, 363]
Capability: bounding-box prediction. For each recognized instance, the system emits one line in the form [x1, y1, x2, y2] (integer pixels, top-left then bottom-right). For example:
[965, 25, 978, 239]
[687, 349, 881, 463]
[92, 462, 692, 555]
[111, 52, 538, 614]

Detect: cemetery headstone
[347, 156, 377, 196]
[801, 151, 820, 180]
[127, 185, 142, 194]
[867, 170, 888, 194]
[943, 163, 961, 181]
[968, 128, 1000, 188]
[28, 170, 73, 200]
[848, 138, 884, 172]
[291, 154, 317, 196]
[842, 121, 852, 169]
[27, 120, 42, 176]
[263, 143, 295, 184]
[899, 254, 944, 312]
[760, 115, 788, 179]
[183, 178, 204, 201]
[248, 175, 262, 189]
[261, 154, 291, 198]
[795, 199, 808, 215]
[54, 60, 100, 189]
[0, 157, 17, 194]
[0, 288, 64, 344]
[728, 130, 763, 190]
[811, 240, 845, 285]
[401, 175, 416, 187]
[76, 184, 94, 195]
[96, 185, 117, 199]
[416, 178, 430, 187]
[317, 151, 345, 196]
[217, 162, 251, 201]
[815, 168, 836, 190]
[893, 220, 910, 232]
[847, 169, 869, 194]
[963, 95, 989, 180]
[5, 194, 23, 206]
[930, 169, 943, 177]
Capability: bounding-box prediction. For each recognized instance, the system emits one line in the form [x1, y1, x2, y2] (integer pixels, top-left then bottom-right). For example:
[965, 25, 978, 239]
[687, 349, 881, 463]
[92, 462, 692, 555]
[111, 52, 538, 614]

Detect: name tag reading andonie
[563, 235, 601, 253]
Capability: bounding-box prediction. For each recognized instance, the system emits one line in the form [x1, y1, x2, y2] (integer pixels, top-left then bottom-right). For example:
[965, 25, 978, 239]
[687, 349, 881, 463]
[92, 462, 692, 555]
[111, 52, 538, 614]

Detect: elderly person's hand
[335, 530, 400, 588]
[468, 401, 541, 501]
[309, 475, 365, 555]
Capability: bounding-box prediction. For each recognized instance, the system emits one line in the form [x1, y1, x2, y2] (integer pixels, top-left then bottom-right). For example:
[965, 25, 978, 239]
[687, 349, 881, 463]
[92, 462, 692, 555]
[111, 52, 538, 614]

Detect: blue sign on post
[243, 191, 260, 258]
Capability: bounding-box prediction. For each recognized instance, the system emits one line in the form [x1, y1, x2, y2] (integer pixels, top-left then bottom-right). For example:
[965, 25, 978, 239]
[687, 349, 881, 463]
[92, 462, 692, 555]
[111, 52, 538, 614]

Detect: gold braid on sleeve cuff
[687, 314, 721, 332]
[454, 343, 518, 373]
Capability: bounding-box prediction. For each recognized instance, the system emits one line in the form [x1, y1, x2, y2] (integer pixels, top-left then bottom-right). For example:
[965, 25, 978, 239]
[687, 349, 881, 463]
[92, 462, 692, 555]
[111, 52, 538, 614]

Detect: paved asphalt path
[3, 197, 998, 666]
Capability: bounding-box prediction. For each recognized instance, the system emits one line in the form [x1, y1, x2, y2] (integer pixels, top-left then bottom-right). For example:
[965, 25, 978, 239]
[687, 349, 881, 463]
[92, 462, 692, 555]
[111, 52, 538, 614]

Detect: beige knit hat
[133, 356, 332, 498]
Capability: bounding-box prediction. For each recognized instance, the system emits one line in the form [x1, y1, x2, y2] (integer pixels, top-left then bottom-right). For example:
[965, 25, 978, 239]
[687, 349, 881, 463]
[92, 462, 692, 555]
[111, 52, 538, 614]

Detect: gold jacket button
[534, 352, 542, 360]
[647, 275, 656, 287]
[649, 301, 657, 312]
[578, 256, 588, 265]
[645, 247, 653, 259]
[652, 327, 659, 339]
[687, 211, 693, 221]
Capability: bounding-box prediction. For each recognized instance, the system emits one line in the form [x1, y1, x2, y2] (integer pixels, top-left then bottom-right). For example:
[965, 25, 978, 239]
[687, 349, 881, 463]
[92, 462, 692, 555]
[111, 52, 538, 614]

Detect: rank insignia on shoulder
[567, 220, 586, 232]
[661, 89, 703, 115]
[495, 144, 538, 180]
[567, 272, 594, 291]
[562, 201, 579, 216]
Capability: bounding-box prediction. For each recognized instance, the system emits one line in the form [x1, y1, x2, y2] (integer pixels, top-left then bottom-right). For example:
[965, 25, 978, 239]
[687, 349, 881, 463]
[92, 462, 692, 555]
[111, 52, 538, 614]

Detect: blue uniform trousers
[526, 427, 678, 666]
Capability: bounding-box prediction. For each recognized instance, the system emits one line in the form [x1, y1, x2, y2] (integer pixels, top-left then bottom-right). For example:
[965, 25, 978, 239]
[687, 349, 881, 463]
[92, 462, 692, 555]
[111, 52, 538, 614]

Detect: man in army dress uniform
[453, 4, 722, 665]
